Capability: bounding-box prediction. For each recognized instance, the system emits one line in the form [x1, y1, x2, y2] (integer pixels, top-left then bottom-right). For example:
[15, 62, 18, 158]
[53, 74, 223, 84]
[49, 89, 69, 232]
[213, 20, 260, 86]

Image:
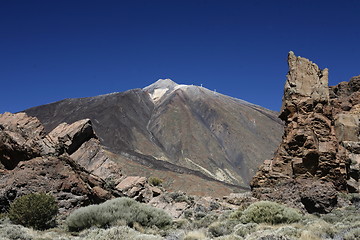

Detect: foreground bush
[8, 193, 58, 230]
[235, 201, 302, 225]
[79, 225, 163, 240]
[0, 223, 33, 240]
[66, 197, 172, 231]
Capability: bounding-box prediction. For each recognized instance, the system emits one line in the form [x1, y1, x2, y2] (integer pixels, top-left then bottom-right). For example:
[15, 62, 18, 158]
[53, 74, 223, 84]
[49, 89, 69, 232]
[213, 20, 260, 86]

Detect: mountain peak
[144, 79, 178, 90]
[143, 79, 181, 103]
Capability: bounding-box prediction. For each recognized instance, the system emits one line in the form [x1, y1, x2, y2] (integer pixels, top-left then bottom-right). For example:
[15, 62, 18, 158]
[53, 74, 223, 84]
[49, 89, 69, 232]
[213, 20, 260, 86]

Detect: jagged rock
[223, 192, 257, 207]
[347, 178, 360, 193]
[251, 52, 359, 213]
[283, 51, 329, 103]
[0, 155, 113, 214]
[116, 176, 147, 192]
[0, 112, 119, 214]
[0, 113, 45, 169]
[349, 75, 360, 92]
[335, 114, 360, 142]
[114, 176, 166, 202]
[70, 138, 121, 181]
[46, 119, 97, 154]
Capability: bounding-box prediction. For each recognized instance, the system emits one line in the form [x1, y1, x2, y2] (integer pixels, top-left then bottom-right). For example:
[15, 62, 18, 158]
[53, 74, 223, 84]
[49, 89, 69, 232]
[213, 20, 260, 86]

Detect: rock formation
[0, 112, 119, 214]
[251, 52, 360, 213]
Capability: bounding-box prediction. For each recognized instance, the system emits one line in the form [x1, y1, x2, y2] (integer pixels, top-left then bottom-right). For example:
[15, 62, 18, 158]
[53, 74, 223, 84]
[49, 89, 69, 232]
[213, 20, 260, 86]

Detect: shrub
[183, 209, 194, 219]
[168, 192, 190, 203]
[66, 197, 172, 231]
[8, 193, 58, 230]
[214, 235, 243, 240]
[0, 223, 33, 240]
[192, 212, 218, 228]
[343, 227, 360, 240]
[184, 230, 206, 240]
[148, 177, 163, 186]
[238, 201, 302, 225]
[171, 218, 191, 229]
[208, 220, 238, 237]
[0, 212, 9, 224]
[233, 223, 258, 237]
[79, 225, 163, 240]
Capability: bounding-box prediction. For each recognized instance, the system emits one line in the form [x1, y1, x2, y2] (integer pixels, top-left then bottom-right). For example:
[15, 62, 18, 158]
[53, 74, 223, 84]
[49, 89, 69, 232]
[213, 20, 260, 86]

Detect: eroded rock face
[251, 52, 359, 213]
[0, 112, 117, 214]
[0, 113, 45, 169]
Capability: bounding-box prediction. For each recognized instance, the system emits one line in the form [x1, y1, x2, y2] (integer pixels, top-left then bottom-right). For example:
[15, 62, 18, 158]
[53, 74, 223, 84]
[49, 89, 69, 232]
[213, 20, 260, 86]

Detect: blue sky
[1, 0, 359, 113]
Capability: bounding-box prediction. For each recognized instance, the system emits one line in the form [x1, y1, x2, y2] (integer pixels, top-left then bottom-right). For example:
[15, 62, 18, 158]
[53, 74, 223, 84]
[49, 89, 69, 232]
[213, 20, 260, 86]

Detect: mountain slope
[24, 79, 283, 187]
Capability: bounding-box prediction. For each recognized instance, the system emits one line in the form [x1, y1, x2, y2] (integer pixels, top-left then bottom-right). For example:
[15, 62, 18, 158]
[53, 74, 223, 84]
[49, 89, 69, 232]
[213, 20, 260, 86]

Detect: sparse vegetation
[66, 197, 172, 231]
[208, 220, 238, 237]
[184, 230, 206, 240]
[104, 176, 117, 190]
[233, 201, 302, 225]
[8, 193, 58, 230]
[148, 177, 164, 186]
[1, 194, 359, 240]
[0, 223, 33, 240]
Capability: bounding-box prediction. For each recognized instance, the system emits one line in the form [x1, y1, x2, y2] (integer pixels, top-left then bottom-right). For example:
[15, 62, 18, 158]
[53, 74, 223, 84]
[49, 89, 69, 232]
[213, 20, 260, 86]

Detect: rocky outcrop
[0, 112, 45, 169]
[115, 176, 163, 203]
[251, 52, 359, 213]
[0, 112, 118, 214]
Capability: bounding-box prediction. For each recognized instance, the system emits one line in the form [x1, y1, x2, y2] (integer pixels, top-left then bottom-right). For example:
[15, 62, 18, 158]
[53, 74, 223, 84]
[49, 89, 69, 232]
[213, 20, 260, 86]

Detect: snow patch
[149, 88, 169, 102]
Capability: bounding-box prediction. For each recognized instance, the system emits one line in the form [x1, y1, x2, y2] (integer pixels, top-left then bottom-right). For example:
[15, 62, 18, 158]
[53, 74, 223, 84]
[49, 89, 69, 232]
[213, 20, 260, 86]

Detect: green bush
[233, 223, 258, 237]
[66, 197, 172, 231]
[8, 193, 58, 230]
[148, 177, 163, 186]
[192, 212, 218, 228]
[208, 220, 238, 237]
[237, 201, 302, 225]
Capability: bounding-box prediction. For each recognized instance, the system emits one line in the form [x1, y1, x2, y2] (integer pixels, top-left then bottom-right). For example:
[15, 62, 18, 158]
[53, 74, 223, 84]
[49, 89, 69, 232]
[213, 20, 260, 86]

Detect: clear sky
[1, 0, 359, 113]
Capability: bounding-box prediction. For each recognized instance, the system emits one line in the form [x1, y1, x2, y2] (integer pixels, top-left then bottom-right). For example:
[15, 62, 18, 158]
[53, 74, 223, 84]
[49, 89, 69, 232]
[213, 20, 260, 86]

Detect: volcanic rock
[251, 52, 359, 213]
[0, 112, 45, 169]
[0, 112, 118, 214]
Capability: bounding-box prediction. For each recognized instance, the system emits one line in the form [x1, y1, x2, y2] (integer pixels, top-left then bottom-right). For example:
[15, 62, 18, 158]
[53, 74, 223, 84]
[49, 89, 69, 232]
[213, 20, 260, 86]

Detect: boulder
[0, 112, 46, 169]
[46, 119, 96, 154]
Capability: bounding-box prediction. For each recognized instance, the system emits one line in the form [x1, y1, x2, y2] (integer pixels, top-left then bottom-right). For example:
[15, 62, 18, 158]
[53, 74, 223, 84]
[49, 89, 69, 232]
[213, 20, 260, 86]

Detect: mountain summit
[144, 79, 181, 103]
[24, 79, 283, 192]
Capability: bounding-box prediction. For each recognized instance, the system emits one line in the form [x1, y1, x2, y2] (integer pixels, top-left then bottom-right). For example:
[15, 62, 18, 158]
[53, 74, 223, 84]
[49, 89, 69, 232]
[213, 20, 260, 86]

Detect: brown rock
[349, 75, 360, 92]
[0, 156, 112, 214]
[334, 114, 360, 142]
[116, 176, 147, 192]
[251, 52, 358, 213]
[0, 112, 45, 169]
[0, 112, 119, 214]
[46, 119, 96, 154]
[70, 138, 121, 182]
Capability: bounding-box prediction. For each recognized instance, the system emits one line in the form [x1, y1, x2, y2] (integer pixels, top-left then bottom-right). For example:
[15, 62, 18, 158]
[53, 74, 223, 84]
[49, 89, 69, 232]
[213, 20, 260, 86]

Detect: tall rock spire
[251, 52, 356, 213]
